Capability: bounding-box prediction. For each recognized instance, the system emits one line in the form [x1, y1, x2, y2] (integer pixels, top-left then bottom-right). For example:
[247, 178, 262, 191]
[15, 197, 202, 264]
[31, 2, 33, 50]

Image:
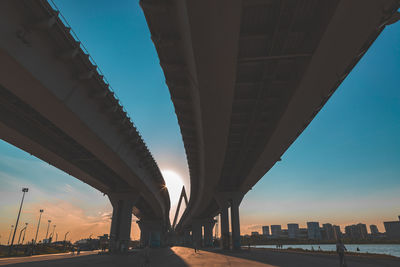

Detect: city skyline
[1, 0, 400, 243]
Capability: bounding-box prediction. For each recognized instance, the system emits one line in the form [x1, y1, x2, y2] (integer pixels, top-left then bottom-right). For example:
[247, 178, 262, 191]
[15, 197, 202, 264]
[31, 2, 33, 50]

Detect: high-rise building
[357, 223, 368, 239]
[370, 225, 380, 236]
[262, 226, 270, 236]
[345, 223, 368, 240]
[307, 222, 321, 240]
[333, 225, 342, 240]
[298, 228, 308, 239]
[271, 225, 282, 238]
[287, 223, 299, 239]
[384, 216, 400, 240]
[322, 223, 335, 240]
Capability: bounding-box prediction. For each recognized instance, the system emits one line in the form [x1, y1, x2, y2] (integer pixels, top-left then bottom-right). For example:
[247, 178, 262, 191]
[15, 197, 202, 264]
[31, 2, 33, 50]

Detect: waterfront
[252, 244, 400, 258]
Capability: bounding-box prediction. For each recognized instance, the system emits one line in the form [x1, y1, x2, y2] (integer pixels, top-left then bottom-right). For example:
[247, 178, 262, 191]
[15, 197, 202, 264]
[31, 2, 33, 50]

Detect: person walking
[336, 239, 347, 267]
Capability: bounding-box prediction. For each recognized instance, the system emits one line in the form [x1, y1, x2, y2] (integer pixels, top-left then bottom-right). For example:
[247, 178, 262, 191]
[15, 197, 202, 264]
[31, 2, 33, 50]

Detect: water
[251, 244, 400, 258]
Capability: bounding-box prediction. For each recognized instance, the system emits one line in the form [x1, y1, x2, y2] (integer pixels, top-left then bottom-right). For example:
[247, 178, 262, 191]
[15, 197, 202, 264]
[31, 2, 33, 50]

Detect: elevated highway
[0, 0, 170, 250]
[142, 0, 400, 249]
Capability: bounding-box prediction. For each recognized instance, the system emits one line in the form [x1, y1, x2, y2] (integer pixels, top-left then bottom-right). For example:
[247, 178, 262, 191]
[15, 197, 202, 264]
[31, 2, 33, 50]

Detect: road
[0, 247, 399, 266]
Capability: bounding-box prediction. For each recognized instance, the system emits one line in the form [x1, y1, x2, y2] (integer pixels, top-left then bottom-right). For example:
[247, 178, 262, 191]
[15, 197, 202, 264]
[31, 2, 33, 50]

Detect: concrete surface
[1, 246, 399, 266]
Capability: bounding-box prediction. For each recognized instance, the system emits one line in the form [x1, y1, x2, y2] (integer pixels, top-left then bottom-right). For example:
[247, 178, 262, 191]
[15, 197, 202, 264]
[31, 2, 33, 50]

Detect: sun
[161, 170, 184, 205]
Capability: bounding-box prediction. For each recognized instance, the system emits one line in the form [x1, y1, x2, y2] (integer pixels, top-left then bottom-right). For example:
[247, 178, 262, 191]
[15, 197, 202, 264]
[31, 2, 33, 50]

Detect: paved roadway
[0, 247, 399, 266]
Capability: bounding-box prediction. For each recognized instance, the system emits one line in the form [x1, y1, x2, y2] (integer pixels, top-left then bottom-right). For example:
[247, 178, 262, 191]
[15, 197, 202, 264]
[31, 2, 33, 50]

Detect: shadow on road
[0, 248, 189, 267]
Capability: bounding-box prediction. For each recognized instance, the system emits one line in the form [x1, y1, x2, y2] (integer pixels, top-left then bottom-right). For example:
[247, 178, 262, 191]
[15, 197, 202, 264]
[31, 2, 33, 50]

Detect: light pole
[50, 225, 56, 242]
[64, 231, 70, 243]
[9, 187, 28, 255]
[34, 209, 44, 244]
[45, 220, 51, 241]
[63, 231, 69, 251]
[7, 225, 14, 245]
[17, 223, 28, 245]
[21, 223, 28, 245]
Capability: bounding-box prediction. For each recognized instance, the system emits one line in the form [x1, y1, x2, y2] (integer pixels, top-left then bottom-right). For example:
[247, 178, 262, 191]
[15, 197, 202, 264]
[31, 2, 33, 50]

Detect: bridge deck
[1, 247, 398, 267]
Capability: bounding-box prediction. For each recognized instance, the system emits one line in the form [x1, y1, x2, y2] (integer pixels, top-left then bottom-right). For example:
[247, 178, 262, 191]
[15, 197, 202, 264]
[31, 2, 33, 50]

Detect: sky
[1, 1, 399, 243]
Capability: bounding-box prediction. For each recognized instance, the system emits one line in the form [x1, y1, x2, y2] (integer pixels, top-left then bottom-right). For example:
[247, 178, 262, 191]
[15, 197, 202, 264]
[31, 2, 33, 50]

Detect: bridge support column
[203, 219, 216, 247]
[215, 195, 230, 249]
[108, 192, 138, 253]
[137, 220, 165, 248]
[220, 206, 230, 249]
[192, 221, 202, 248]
[230, 194, 243, 250]
[184, 229, 192, 245]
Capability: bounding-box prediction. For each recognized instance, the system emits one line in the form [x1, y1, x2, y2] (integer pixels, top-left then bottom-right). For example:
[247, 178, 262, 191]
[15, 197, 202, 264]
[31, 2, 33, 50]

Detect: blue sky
[0, 1, 399, 242]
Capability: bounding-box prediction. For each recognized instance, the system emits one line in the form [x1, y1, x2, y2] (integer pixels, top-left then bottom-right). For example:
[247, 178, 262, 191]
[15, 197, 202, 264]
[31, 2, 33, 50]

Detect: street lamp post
[7, 225, 14, 245]
[50, 225, 56, 242]
[17, 224, 28, 245]
[34, 210, 44, 244]
[21, 223, 28, 245]
[9, 187, 28, 255]
[63, 231, 69, 251]
[64, 231, 69, 243]
[45, 220, 51, 241]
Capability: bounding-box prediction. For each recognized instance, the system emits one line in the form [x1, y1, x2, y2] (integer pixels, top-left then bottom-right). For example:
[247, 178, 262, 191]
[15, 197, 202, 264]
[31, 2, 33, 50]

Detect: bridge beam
[108, 192, 139, 253]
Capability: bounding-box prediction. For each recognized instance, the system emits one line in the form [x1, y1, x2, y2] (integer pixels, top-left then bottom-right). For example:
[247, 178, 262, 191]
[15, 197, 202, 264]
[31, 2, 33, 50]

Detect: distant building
[322, 223, 335, 240]
[262, 226, 270, 236]
[280, 229, 288, 239]
[333, 225, 342, 240]
[357, 223, 368, 239]
[384, 216, 400, 240]
[251, 231, 259, 236]
[287, 224, 299, 239]
[345, 223, 368, 240]
[307, 222, 321, 240]
[298, 228, 308, 239]
[370, 225, 380, 236]
[271, 225, 282, 238]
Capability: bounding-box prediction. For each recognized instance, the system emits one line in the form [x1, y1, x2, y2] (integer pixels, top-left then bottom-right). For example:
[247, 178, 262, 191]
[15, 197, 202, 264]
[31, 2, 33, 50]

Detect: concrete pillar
[108, 192, 138, 253]
[138, 222, 150, 247]
[203, 219, 216, 247]
[230, 195, 243, 250]
[137, 220, 164, 248]
[183, 229, 191, 245]
[192, 221, 202, 248]
[215, 194, 230, 250]
[220, 206, 230, 249]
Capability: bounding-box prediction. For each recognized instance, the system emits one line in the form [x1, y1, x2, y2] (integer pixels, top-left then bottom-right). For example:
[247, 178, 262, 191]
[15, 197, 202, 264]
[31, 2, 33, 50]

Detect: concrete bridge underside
[142, 0, 400, 249]
[0, 0, 170, 251]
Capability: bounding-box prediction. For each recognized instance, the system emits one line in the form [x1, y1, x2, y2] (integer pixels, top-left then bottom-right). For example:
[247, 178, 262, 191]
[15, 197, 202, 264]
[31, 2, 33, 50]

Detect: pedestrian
[77, 247, 80, 255]
[336, 239, 347, 267]
[71, 247, 75, 255]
